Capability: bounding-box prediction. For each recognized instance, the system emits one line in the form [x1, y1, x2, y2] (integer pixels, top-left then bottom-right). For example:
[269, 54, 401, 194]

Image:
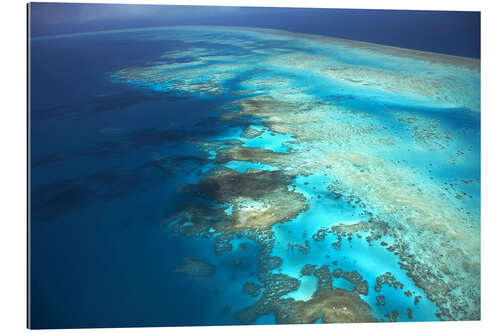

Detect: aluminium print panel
[28, 2, 480, 329]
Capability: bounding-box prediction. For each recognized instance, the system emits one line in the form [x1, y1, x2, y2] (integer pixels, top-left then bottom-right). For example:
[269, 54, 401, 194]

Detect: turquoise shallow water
[30, 26, 480, 328]
[270, 173, 439, 322]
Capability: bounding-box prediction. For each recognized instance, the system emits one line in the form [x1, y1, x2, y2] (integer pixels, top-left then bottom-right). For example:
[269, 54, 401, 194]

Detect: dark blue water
[29, 33, 254, 329]
[29, 3, 480, 58]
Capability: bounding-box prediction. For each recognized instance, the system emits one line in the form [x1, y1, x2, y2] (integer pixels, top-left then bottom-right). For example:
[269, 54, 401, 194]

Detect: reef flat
[113, 26, 480, 323]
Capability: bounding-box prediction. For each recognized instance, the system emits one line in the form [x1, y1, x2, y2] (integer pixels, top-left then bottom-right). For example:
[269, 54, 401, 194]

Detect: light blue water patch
[297, 65, 468, 111]
[287, 274, 317, 301]
[336, 235, 439, 322]
[266, 171, 439, 322]
[272, 223, 439, 321]
[224, 160, 279, 173]
[332, 278, 356, 291]
[240, 125, 296, 153]
[206, 150, 217, 159]
[224, 204, 233, 216]
[287, 173, 372, 231]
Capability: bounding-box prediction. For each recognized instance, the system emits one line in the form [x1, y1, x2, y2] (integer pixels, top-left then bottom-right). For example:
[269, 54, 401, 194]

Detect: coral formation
[172, 257, 216, 277]
[113, 25, 480, 323]
[236, 265, 376, 324]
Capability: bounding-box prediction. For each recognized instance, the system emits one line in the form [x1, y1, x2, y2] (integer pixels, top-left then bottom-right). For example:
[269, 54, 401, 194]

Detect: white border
[1, 1, 498, 332]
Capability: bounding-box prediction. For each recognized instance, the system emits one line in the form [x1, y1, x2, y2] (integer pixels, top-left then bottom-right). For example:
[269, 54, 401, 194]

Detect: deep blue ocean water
[29, 33, 258, 328]
[30, 4, 480, 58]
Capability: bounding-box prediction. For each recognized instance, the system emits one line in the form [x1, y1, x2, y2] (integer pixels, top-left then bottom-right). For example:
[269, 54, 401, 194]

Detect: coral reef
[172, 257, 216, 277]
[241, 125, 265, 139]
[374, 272, 405, 292]
[236, 265, 376, 324]
[395, 112, 454, 151]
[113, 25, 480, 323]
[169, 167, 308, 232]
[242, 282, 263, 297]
